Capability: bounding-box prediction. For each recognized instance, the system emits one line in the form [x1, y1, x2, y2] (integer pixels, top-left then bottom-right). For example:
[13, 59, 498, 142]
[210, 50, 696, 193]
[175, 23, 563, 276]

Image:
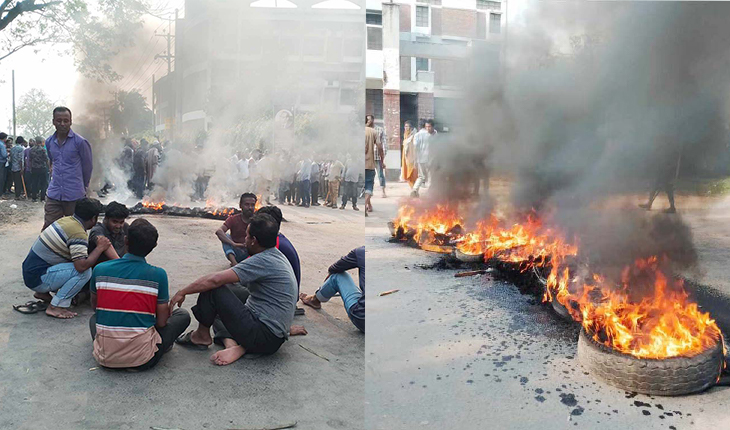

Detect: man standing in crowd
[365, 115, 384, 217]
[43, 107, 93, 231]
[327, 156, 344, 208]
[310, 159, 321, 206]
[89, 218, 191, 370]
[9, 135, 25, 199]
[412, 119, 436, 198]
[373, 120, 387, 198]
[88, 201, 130, 265]
[216, 193, 257, 266]
[340, 154, 359, 211]
[29, 136, 50, 202]
[131, 139, 147, 198]
[300, 246, 364, 333]
[20, 198, 109, 319]
[0, 132, 8, 197]
[298, 154, 312, 208]
[146, 140, 162, 189]
[22, 137, 32, 195]
[173, 213, 297, 366]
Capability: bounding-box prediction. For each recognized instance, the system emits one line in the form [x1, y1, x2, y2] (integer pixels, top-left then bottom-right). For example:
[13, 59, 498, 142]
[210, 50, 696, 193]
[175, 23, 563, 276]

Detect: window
[415, 6, 429, 27]
[490, 13, 501, 34]
[367, 27, 382, 50]
[340, 89, 356, 106]
[416, 57, 429, 71]
[366, 11, 382, 25]
[477, 0, 501, 11]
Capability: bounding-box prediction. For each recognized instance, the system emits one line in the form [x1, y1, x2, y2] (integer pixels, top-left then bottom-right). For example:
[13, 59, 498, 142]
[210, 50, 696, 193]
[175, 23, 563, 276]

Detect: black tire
[577, 328, 724, 396]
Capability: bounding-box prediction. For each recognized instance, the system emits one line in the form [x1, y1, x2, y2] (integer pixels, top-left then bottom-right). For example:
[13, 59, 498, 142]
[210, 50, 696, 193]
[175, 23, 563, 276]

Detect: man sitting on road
[300, 246, 364, 333]
[20, 198, 109, 319]
[216, 193, 257, 266]
[88, 201, 130, 266]
[173, 213, 297, 366]
[89, 218, 190, 370]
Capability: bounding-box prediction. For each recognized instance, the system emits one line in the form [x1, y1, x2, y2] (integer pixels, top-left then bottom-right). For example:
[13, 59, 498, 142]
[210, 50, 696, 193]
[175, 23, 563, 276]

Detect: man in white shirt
[412, 119, 437, 198]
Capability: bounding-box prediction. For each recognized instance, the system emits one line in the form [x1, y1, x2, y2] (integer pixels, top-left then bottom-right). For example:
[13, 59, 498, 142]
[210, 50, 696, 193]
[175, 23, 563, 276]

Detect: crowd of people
[10, 106, 365, 371]
[0, 134, 51, 202]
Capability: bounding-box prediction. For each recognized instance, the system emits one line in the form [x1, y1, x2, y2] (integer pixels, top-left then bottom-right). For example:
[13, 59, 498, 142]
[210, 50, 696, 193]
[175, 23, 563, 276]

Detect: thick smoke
[430, 2, 730, 272]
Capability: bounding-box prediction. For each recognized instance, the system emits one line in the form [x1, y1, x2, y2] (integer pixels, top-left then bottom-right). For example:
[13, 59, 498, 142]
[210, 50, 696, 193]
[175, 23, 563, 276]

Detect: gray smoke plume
[429, 1, 730, 273]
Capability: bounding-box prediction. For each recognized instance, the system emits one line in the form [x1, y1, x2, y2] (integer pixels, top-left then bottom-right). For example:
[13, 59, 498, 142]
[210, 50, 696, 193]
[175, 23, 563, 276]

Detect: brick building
[365, 0, 504, 177]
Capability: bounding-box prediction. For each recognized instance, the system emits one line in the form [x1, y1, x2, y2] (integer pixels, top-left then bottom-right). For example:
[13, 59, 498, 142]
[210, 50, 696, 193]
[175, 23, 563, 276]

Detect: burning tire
[577, 329, 724, 396]
[454, 248, 484, 263]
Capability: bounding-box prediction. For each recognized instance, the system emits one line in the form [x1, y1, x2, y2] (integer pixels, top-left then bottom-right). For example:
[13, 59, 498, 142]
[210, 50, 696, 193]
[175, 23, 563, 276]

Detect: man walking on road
[412, 119, 436, 198]
[365, 115, 384, 217]
[43, 107, 93, 231]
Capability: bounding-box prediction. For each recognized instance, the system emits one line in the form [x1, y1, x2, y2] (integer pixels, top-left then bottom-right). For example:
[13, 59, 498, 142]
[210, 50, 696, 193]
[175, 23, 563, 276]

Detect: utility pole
[12, 69, 16, 137]
[152, 73, 156, 133]
[155, 18, 175, 75]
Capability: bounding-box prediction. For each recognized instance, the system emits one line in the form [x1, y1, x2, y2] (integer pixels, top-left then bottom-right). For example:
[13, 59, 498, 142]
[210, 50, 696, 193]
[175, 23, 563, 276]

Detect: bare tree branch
[0, 0, 60, 32]
[0, 35, 53, 61]
[0, 0, 15, 16]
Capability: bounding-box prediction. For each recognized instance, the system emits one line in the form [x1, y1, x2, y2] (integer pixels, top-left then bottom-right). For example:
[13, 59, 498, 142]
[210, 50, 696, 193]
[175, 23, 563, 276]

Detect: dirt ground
[365, 181, 730, 430]
[0, 195, 364, 430]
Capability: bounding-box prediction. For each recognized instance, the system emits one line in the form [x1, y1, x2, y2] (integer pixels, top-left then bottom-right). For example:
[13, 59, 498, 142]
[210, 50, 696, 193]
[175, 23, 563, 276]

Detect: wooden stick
[298, 344, 330, 362]
[379, 289, 400, 296]
[454, 270, 488, 278]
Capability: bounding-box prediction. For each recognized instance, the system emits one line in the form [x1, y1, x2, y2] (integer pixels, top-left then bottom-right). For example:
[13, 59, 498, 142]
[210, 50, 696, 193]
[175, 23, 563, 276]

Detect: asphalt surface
[365, 182, 730, 430]
[0, 197, 364, 430]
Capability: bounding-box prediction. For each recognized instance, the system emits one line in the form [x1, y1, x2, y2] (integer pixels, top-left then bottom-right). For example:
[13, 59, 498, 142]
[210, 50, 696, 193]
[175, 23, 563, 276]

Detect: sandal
[175, 331, 210, 350]
[13, 300, 48, 314]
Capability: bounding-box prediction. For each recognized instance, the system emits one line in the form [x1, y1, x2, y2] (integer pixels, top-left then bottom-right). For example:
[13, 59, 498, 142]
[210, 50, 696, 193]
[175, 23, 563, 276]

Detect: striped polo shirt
[23, 215, 89, 289]
[90, 253, 169, 368]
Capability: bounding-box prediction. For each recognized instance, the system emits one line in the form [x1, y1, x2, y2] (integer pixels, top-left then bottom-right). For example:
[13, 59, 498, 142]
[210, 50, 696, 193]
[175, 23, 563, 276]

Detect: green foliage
[110, 89, 152, 136]
[0, 0, 149, 82]
[16, 88, 56, 137]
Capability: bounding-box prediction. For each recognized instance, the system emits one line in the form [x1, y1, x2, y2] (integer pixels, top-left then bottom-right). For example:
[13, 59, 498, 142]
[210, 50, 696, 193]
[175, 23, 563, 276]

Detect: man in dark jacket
[299, 246, 364, 333]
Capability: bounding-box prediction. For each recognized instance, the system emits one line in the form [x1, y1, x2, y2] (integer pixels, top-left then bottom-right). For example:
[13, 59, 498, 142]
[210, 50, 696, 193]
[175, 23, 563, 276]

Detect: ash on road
[365, 182, 730, 430]
[0, 198, 364, 430]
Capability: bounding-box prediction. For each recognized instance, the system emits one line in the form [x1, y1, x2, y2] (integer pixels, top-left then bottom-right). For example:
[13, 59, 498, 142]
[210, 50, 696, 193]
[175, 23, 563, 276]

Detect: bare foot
[34, 292, 52, 303]
[299, 293, 321, 309]
[290, 325, 308, 336]
[190, 327, 213, 346]
[45, 305, 77, 319]
[210, 345, 245, 366]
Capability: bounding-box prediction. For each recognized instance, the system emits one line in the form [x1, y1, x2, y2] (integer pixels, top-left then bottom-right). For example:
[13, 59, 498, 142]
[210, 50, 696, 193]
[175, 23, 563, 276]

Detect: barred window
[416, 57, 429, 71]
[477, 0, 501, 11]
[415, 6, 429, 27]
[490, 13, 502, 34]
[367, 27, 382, 50]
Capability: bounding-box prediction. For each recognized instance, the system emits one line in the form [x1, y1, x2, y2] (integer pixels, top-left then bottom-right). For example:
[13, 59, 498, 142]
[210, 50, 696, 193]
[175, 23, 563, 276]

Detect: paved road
[366, 182, 730, 430]
[0, 200, 364, 430]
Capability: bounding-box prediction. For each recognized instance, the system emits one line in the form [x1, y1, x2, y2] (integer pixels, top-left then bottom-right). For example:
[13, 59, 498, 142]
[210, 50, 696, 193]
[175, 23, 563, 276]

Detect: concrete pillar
[382, 2, 402, 178]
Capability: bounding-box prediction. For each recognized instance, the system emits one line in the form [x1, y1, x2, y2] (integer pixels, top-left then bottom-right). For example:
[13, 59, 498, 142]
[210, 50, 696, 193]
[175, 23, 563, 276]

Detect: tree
[109, 89, 152, 136]
[0, 0, 149, 82]
[16, 87, 55, 137]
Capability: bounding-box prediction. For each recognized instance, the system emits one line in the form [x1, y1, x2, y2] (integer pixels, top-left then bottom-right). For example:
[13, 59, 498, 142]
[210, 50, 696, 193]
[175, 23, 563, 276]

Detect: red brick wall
[383, 89, 401, 151]
[417, 92, 435, 122]
[399, 3, 411, 33]
[442, 8, 477, 39]
[431, 7, 442, 36]
[400, 56, 411, 81]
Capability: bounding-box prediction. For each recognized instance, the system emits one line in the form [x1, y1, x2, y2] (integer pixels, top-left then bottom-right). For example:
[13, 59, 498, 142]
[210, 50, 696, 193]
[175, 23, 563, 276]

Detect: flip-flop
[175, 331, 210, 350]
[13, 300, 47, 314]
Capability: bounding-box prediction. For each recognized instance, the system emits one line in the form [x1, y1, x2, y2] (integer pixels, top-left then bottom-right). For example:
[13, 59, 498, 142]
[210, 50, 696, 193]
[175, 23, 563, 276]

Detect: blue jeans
[222, 234, 248, 263]
[31, 262, 91, 307]
[316, 273, 362, 325]
[364, 169, 375, 195]
[375, 160, 386, 187]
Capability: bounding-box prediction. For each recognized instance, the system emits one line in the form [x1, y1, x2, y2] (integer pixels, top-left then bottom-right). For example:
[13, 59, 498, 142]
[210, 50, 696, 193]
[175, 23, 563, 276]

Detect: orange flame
[393, 202, 723, 359]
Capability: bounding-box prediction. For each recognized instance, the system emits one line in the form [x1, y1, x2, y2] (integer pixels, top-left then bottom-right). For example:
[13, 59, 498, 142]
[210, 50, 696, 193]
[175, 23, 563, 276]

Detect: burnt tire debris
[577, 329, 725, 396]
[127, 202, 240, 221]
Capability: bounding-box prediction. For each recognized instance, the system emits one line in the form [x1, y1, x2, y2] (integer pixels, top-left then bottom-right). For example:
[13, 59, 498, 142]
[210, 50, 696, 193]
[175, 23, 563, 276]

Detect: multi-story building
[154, 0, 365, 141]
[366, 0, 504, 177]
